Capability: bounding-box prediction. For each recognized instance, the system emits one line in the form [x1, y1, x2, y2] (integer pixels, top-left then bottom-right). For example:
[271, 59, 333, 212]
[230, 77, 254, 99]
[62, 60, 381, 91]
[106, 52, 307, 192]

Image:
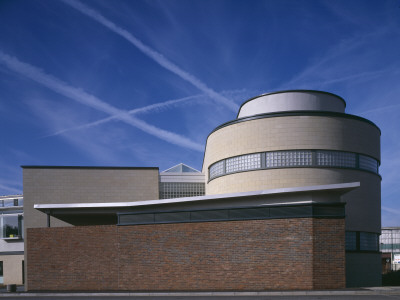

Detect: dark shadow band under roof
[21, 166, 159, 170]
[237, 90, 347, 119]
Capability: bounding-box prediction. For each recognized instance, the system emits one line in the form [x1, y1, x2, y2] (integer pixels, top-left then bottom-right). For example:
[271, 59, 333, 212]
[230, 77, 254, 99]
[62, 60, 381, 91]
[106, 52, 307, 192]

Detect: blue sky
[0, 0, 399, 226]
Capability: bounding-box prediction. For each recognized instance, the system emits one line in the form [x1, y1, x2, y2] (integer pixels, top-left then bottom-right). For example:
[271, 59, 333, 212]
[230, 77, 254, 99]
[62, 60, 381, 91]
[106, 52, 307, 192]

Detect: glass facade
[209, 150, 380, 180]
[380, 228, 400, 272]
[159, 182, 205, 199]
[380, 228, 400, 253]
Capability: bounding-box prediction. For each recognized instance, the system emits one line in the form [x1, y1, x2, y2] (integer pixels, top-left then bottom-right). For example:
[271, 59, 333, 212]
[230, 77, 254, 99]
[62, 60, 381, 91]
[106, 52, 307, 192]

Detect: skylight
[162, 163, 200, 173]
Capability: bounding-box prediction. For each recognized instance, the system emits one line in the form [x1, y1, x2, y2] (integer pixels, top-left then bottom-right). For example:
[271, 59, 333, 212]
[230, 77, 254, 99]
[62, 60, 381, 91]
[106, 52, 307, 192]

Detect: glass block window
[360, 232, 379, 251]
[359, 155, 378, 173]
[266, 150, 312, 168]
[225, 153, 261, 173]
[208, 150, 379, 182]
[317, 151, 356, 168]
[209, 160, 224, 179]
[159, 182, 205, 199]
[345, 231, 357, 251]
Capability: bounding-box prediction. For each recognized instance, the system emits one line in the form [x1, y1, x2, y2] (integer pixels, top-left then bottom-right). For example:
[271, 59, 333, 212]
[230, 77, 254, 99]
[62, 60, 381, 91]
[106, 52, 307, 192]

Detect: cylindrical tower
[203, 90, 381, 287]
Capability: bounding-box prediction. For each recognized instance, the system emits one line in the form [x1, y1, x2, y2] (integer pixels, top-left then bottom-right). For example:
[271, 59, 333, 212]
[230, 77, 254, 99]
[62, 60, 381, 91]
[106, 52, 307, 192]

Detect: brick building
[23, 90, 381, 290]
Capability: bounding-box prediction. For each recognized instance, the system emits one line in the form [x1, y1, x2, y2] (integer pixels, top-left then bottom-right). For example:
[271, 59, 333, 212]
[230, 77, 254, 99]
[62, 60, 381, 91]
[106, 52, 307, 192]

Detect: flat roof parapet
[21, 165, 159, 170]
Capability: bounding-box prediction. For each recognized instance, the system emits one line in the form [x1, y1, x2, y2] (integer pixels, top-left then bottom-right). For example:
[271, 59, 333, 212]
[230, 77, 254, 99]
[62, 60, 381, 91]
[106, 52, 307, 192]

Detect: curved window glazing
[209, 150, 379, 180]
[266, 150, 312, 167]
[209, 160, 224, 179]
[226, 153, 261, 173]
[359, 155, 378, 173]
[317, 151, 356, 167]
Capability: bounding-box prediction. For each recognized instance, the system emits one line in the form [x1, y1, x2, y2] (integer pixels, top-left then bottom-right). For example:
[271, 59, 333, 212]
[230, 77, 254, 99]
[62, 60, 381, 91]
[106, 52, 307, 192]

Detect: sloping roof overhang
[34, 182, 360, 226]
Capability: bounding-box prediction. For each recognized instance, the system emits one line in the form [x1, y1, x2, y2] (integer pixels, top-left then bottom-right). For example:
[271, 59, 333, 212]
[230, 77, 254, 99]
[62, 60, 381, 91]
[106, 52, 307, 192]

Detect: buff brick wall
[27, 218, 345, 291]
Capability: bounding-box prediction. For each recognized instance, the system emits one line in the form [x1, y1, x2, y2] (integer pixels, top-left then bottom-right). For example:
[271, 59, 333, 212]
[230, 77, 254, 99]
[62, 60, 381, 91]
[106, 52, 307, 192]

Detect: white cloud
[0, 50, 203, 152]
[382, 206, 400, 216]
[44, 93, 205, 138]
[382, 206, 400, 227]
[28, 98, 128, 164]
[279, 26, 395, 90]
[61, 0, 239, 113]
[0, 183, 21, 195]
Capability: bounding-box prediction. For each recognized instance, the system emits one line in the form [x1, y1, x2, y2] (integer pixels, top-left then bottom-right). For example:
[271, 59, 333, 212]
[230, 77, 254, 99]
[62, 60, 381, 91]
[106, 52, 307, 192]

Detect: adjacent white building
[0, 195, 24, 285]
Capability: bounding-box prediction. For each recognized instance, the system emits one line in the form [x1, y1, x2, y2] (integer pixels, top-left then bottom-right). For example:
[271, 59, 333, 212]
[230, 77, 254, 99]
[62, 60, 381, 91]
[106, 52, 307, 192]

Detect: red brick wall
[27, 218, 344, 291]
[312, 218, 346, 289]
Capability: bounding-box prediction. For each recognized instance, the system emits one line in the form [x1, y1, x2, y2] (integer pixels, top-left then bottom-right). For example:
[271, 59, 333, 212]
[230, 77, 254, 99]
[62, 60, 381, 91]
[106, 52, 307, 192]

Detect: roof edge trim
[21, 166, 159, 170]
[207, 111, 381, 139]
[34, 182, 360, 211]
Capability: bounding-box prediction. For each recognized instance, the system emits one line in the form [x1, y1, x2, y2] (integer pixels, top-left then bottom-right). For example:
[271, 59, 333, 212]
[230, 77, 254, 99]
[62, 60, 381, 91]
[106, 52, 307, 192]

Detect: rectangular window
[155, 212, 190, 223]
[3, 199, 15, 207]
[0, 215, 22, 239]
[346, 231, 379, 251]
[360, 232, 379, 251]
[159, 182, 205, 199]
[119, 213, 154, 225]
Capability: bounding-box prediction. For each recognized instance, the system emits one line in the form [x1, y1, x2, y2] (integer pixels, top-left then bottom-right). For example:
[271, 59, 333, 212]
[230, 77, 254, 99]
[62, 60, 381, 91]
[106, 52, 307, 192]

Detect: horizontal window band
[208, 150, 380, 182]
[118, 203, 345, 226]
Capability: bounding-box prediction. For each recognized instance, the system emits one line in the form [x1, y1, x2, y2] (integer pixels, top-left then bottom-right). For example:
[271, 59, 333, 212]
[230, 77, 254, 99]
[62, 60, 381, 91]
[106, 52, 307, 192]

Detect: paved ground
[0, 287, 399, 299]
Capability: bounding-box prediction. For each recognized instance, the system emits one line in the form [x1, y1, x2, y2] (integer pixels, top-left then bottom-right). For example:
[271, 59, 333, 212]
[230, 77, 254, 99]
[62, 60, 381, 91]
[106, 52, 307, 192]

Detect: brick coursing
[27, 218, 345, 291]
[312, 218, 346, 289]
